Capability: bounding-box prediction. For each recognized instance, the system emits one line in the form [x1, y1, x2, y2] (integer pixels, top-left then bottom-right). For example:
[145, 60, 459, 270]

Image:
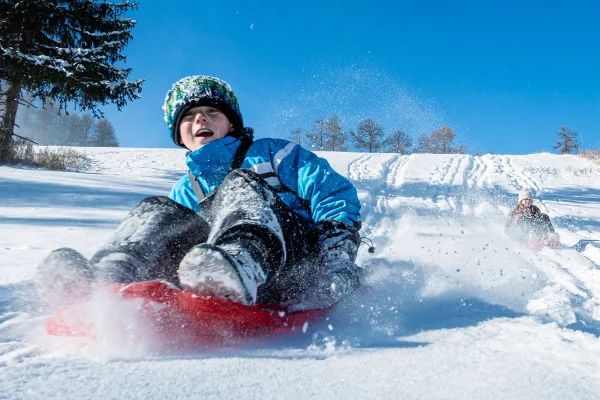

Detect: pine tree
[0, 0, 142, 162]
[305, 117, 327, 150]
[91, 118, 119, 147]
[553, 126, 580, 154]
[387, 129, 412, 154]
[350, 118, 387, 153]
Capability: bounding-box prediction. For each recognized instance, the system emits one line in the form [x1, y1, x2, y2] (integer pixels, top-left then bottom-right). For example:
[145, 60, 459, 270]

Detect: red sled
[527, 234, 561, 252]
[46, 280, 331, 349]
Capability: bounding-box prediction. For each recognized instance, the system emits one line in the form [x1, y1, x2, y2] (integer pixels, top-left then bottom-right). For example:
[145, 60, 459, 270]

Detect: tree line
[14, 100, 119, 147]
[289, 115, 467, 154]
[290, 116, 597, 156]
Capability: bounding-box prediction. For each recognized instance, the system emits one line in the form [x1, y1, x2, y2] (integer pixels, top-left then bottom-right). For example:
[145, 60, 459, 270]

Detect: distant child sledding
[505, 187, 560, 250]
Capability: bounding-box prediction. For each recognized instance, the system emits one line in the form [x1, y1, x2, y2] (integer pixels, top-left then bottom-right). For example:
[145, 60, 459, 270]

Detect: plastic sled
[46, 280, 331, 349]
[527, 235, 561, 252]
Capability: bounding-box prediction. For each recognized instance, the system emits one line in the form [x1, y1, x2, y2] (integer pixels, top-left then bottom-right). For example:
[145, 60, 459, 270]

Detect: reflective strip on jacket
[168, 136, 361, 227]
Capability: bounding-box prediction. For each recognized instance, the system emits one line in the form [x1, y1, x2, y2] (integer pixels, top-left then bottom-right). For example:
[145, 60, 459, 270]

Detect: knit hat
[518, 188, 533, 203]
[163, 76, 243, 147]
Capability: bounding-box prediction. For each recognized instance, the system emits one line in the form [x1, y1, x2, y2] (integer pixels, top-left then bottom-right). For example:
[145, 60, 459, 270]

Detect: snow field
[1, 148, 600, 399]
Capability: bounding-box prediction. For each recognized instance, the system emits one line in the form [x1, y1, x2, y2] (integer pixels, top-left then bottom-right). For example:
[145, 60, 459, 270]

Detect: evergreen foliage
[0, 0, 141, 162]
[553, 126, 580, 154]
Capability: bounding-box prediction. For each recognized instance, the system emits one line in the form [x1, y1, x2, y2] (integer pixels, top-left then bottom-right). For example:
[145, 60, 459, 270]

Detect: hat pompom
[518, 188, 533, 203]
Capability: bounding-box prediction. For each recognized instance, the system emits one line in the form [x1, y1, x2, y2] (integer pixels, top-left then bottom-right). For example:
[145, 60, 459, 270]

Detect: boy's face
[179, 106, 234, 151]
[521, 199, 532, 208]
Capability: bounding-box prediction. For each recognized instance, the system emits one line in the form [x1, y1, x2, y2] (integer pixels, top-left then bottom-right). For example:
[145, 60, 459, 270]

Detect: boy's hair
[163, 76, 243, 147]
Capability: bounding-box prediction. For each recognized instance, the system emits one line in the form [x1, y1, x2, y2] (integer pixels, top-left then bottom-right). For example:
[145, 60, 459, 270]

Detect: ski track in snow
[2, 150, 600, 399]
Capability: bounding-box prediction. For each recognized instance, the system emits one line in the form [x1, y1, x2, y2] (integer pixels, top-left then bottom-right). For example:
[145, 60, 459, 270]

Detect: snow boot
[35, 247, 94, 308]
[178, 169, 288, 306]
[178, 237, 269, 306]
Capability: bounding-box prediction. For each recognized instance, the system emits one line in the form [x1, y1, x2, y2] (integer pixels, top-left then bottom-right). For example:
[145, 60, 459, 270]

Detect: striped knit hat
[163, 76, 243, 147]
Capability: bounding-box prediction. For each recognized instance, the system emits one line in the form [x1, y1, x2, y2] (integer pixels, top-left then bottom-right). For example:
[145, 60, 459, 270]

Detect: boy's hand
[303, 220, 361, 308]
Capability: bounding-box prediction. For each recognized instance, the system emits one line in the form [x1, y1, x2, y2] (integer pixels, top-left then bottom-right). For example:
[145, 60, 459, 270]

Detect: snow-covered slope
[1, 149, 600, 399]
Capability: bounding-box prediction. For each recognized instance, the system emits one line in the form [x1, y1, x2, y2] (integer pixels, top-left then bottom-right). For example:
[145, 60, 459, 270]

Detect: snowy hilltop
[1, 148, 600, 399]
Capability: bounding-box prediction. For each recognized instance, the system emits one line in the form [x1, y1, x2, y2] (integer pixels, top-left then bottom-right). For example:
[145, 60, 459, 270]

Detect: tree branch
[12, 133, 38, 145]
[18, 96, 37, 108]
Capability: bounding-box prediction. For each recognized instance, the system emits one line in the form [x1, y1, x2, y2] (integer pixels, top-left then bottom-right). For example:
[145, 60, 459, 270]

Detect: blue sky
[102, 0, 600, 154]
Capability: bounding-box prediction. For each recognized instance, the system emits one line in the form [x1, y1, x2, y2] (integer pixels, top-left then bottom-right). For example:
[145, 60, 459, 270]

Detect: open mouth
[194, 129, 213, 138]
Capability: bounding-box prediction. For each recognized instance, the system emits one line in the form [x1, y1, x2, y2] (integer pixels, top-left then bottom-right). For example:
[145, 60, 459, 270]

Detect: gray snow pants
[91, 169, 320, 304]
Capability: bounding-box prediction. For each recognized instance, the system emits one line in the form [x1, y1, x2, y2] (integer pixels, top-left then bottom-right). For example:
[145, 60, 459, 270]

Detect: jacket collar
[186, 135, 241, 177]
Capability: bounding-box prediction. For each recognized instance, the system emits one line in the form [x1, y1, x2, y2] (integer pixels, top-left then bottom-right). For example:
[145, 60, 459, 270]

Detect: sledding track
[352, 153, 600, 333]
[2, 149, 600, 399]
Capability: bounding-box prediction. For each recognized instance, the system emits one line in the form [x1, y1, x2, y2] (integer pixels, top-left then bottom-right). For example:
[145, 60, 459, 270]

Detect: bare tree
[415, 126, 466, 154]
[66, 113, 95, 146]
[553, 126, 581, 154]
[289, 127, 303, 145]
[386, 129, 412, 154]
[78, 113, 96, 146]
[30, 102, 62, 145]
[350, 118, 387, 153]
[306, 117, 327, 150]
[416, 132, 431, 153]
[324, 114, 348, 152]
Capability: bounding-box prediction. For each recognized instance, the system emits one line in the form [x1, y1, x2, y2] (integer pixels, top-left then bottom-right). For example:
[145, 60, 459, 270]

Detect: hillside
[1, 149, 600, 399]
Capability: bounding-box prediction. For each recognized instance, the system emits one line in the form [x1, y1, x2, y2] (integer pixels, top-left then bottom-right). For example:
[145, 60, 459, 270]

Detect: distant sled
[527, 236, 561, 252]
[527, 238, 600, 253]
[47, 281, 331, 349]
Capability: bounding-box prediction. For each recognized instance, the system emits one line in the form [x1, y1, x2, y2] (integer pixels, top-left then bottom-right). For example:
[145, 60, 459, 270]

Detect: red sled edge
[46, 281, 331, 347]
[527, 237, 561, 252]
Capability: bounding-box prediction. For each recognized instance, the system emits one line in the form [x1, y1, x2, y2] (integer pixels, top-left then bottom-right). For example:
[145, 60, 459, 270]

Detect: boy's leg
[35, 247, 94, 308]
[36, 196, 209, 306]
[91, 196, 210, 284]
[179, 169, 288, 305]
[36, 196, 210, 307]
[256, 207, 319, 306]
[177, 169, 359, 308]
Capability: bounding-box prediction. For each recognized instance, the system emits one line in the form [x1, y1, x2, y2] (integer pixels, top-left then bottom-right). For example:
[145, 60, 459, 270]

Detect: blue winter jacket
[169, 135, 361, 228]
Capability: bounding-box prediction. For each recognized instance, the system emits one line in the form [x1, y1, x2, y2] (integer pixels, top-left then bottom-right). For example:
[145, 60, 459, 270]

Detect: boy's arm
[539, 213, 556, 233]
[272, 141, 362, 307]
[273, 142, 361, 227]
